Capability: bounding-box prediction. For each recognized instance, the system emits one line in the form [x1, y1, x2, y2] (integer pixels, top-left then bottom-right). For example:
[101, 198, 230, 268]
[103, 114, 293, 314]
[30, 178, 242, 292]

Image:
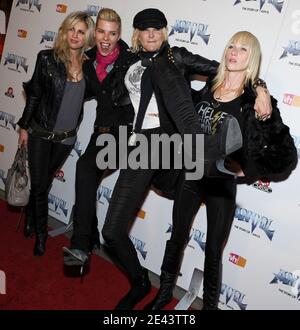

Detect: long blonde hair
[212, 31, 261, 92]
[131, 27, 168, 53]
[54, 11, 95, 65]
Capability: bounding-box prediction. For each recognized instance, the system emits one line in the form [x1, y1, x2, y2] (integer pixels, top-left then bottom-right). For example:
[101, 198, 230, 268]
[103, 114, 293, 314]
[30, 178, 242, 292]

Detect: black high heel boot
[33, 215, 48, 256]
[90, 234, 101, 252]
[23, 214, 35, 238]
[202, 257, 222, 310]
[144, 240, 183, 310]
[89, 216, 101, 252]
[33, 232, 48, 256]
[144, 270, 177, 310]
[115, 268, 151, 310]
[24, 201, 35, 238]
[203, 113, 242, 161]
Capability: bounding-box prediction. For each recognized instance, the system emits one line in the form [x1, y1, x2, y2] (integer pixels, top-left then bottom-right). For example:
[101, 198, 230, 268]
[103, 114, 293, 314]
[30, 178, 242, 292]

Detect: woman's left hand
[254, 86, 272, 121]
[224, 158, 245, 177]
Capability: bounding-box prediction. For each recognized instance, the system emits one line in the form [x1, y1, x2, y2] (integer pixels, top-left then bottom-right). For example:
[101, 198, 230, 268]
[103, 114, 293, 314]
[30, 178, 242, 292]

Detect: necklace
[212, 86, 243, 109]
[68, 67, 82, 82]
[215, 86, 239, 100]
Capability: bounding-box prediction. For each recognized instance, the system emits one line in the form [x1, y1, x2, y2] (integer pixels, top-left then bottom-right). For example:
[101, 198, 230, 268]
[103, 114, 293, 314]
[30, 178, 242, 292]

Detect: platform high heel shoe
[63, 247, 89, 275]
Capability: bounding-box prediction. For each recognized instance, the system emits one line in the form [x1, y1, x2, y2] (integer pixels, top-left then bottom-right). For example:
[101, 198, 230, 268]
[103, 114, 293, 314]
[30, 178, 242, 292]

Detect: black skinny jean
[27, 134, 73, 233]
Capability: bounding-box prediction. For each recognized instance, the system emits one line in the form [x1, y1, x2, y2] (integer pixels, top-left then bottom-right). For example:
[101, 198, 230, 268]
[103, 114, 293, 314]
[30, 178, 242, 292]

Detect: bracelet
[253, 78, 267, 90]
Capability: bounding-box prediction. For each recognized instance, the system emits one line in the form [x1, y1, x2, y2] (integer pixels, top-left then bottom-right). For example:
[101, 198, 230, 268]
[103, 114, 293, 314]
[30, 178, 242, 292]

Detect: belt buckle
[47, 133, 55, 140]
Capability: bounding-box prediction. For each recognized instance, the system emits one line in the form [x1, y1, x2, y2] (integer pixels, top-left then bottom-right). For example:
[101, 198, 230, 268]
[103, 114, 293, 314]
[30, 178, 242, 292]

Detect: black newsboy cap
[133, 8, 168, 30]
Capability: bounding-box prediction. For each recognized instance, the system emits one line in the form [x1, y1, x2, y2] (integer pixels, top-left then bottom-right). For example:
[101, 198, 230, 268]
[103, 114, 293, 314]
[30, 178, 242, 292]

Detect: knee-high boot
[202, 257, 222, 310]
[33, 215, 48, 256]
[115, 268, 151, 310]
[144, 240, 184, 310]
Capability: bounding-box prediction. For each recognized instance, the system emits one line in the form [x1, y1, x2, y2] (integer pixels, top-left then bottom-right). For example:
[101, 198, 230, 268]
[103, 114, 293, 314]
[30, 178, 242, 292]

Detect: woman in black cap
[101, 8, 272, 310]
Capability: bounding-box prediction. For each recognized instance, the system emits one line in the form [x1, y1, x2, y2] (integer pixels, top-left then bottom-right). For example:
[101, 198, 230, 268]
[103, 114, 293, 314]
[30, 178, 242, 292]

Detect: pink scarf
[95, 44, 120, 83]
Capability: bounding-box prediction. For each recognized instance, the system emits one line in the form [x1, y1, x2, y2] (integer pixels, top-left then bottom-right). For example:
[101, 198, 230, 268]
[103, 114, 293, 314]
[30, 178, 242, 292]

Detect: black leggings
[27, 134, 73, 231]
[172, 171, 236, 261]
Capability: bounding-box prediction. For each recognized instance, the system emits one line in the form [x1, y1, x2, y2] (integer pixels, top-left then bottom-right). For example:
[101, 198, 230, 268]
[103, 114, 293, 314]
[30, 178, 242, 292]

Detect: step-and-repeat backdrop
[0, 0, 300, 309]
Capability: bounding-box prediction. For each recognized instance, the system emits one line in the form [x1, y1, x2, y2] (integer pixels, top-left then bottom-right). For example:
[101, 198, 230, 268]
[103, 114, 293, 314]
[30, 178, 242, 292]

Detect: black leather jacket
[84, 40, 136, 128]
[133, 42, 219, 135]
[18, 49, 68, 130]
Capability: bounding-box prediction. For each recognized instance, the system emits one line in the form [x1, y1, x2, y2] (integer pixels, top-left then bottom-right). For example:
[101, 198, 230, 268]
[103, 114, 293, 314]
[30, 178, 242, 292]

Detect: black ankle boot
[115, 269, 151, 310]
[33, 232, 48, 256]
[144, 270, 177, 310]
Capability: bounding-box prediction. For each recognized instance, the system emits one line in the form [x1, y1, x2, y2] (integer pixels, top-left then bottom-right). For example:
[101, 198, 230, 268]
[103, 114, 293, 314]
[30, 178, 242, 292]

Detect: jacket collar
[85, 39, 131, 61]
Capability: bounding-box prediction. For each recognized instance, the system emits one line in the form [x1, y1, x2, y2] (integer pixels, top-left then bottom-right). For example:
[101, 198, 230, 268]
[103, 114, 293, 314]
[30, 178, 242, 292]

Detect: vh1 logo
[0, 270, 6, 294]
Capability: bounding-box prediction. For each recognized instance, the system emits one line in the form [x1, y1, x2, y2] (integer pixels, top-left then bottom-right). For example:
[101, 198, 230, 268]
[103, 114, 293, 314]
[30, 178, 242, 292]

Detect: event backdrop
[0, 0, 300, 310]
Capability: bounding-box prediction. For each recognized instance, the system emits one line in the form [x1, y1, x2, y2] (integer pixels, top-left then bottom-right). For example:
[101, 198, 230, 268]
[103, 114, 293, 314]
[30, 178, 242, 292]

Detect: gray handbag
[5, 146, 30, 206]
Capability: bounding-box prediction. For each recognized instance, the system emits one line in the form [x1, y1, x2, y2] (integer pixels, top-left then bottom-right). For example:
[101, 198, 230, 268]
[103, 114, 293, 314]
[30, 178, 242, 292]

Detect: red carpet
[0, 199, 179, 310]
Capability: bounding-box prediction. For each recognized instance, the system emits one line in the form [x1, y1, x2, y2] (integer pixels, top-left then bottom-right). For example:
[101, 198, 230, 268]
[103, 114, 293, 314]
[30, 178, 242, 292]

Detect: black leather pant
[27, 134, 73, 234]
[102, 128, 162, 282]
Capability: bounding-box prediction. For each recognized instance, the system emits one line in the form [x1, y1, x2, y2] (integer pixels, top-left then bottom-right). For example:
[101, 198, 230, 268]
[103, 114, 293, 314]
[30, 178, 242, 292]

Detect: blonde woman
[17, 11, 94, 256]
[146, 31, 297, 310]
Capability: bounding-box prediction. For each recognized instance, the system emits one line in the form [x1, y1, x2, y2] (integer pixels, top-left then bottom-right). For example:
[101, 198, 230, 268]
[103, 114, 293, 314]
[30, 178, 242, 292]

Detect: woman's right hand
[18, 128, 28, 148]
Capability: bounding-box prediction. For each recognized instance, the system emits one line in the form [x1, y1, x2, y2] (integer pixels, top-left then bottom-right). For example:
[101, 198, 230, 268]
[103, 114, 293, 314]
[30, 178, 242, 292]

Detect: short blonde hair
[212, 31, 261, 92]
[54, 11, 95, 64]
[131, 27, 168, 53]
[96, 8, 121, 33]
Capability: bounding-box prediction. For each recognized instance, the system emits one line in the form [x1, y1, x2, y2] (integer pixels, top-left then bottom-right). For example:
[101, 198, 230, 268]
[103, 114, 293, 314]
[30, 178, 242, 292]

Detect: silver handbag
[5, 146, 30, 206]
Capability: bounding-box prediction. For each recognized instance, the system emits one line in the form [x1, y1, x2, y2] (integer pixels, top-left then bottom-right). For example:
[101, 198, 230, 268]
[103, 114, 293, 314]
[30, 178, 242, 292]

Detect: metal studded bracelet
[252, 78, 268, 91]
